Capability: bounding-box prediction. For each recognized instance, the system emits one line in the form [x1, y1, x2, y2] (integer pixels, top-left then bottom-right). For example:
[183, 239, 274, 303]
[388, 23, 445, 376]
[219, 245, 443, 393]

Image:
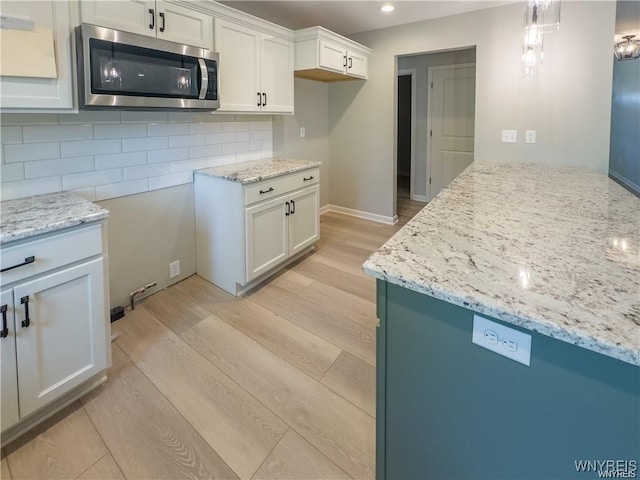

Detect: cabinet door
[318, 40, 347, 74]
[245, 196, 288, 282]
[80, 0, 155, 37]
[288, 185, 319, 256]
[0, 289, 20, 432]
[13, 258, 107, 418]
[215, 19, 261, 112]
[156, 1, 213, 49]
[0, 1, 75, 110]
[347, 50, 368, 79]
[261, 35, 294, 113]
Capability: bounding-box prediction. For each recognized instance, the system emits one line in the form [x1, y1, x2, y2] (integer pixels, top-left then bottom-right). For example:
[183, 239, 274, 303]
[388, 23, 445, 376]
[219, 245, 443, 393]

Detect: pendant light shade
[614, 35, 640, 61]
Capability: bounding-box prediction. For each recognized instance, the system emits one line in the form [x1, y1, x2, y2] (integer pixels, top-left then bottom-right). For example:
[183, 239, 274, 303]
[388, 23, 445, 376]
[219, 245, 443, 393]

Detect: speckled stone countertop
[0, 192, 109, 245]
[195, 158, 320, 184]
[364, 163, 640, 366]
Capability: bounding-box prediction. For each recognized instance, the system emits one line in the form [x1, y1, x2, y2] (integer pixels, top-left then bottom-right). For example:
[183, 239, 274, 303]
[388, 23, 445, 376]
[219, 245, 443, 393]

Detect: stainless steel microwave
[76, 24, 219, 111]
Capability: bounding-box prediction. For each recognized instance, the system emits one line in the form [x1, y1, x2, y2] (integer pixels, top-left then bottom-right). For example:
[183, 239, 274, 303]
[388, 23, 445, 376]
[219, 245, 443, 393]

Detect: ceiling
[218, 1, 511, 36]
[614, 0, 640, 41]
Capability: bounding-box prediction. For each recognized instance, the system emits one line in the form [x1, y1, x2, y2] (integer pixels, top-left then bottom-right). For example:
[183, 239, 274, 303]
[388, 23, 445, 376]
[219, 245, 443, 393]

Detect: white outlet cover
[472, 315, 532, 366]
[300, 127, 306, 138]
[525, 130, 536, 143]
[501, 130, 517, 143]
[169, 260, 180, 278]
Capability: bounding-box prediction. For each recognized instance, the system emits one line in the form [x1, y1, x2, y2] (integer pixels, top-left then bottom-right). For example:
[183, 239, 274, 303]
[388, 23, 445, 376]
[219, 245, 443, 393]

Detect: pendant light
[614, 35, 640, 61]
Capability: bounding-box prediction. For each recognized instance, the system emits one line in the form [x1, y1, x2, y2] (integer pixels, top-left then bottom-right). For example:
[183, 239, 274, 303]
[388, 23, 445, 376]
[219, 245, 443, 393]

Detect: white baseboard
[609, 170, 640, 196]
[320, 204, 397, 225]
[411, 194, 428, 202]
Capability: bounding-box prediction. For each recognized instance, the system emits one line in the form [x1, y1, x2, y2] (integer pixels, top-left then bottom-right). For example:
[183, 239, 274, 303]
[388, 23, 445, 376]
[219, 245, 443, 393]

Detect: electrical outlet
[169, 260, 180, 279]
[472, 315, 532, 365]
[501, 130, 517, 143]
[525, 130, 536, 143]
[300, 127, 306, 138]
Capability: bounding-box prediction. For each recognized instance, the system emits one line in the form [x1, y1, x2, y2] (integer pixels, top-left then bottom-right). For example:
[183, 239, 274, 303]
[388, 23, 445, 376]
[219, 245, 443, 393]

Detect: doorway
[396, 48, 476, 217]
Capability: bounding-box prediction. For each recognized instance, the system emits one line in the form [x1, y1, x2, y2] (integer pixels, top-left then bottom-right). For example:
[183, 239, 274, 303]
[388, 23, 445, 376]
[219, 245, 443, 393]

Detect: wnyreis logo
[575, 460, 638, 478]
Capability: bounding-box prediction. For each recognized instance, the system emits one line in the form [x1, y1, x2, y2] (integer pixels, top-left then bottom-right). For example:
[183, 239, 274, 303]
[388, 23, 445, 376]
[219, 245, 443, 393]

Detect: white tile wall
[0, 112, 273, 201]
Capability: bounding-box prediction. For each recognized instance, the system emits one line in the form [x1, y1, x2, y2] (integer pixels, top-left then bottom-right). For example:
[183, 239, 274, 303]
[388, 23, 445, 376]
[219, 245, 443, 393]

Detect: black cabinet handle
[1, 305, 8, 339]
[303, 176, 314, 182]
[259, 187, 274, 194]
[349, 57, 353, 69]
[285, 201, 290, 216]
[290, 200, 295, 215]
[1, 255, 35, 273]
[257, 92, 262, 107]
[149, 9, 155, 29]
[21, 296, 30, 328]
[343, 55, 347, 67]
[159, 12, 165, 32]
[262, 93, 267, 107]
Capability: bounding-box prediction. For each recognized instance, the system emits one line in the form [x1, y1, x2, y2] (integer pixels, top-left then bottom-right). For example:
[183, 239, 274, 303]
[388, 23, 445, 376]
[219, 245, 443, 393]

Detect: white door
[319, 40, 347, 74]
[80, 0, 155, 37]
[13, 259, 107, 418]
[215, 19, 261, 112]
[288, 186, 320, 256]
[1, 289, 20, 432]
[156, 1, 213, 49]
[245, 196, 288, 282]
[347, 50, 367, 79]
[261, 35, 294, 113]
[427, 65, 476, 200]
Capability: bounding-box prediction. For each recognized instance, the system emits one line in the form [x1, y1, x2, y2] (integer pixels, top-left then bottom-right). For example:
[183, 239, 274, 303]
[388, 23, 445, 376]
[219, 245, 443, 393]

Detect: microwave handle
[198, 59, 208, 100]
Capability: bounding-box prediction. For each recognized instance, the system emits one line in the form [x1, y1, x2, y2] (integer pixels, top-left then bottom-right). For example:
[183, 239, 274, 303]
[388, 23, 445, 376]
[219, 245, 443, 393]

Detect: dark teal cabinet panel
[377, 281, 639, 479]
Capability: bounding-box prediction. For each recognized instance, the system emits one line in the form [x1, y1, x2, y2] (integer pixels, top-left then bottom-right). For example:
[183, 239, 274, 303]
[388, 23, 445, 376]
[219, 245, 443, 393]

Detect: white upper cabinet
[294, 26, 371, 82]
[80, 0, 213, 49]
[0, 0, 77, 111]
[214, 16, 293, 113]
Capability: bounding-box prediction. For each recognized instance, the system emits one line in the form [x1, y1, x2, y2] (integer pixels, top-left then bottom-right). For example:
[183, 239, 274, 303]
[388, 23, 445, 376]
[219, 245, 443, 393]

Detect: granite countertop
[0, 192, 109, 245]
[364, 163, 640, 366]
[195, 158, 320, 184]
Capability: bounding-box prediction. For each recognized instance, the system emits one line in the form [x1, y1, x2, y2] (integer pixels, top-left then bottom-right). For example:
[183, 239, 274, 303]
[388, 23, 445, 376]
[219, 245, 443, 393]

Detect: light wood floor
[2, 205, 425, 480]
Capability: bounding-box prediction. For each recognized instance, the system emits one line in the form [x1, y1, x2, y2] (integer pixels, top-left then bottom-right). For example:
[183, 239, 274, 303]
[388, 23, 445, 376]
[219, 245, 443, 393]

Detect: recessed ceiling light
[380, 4, 395, 13]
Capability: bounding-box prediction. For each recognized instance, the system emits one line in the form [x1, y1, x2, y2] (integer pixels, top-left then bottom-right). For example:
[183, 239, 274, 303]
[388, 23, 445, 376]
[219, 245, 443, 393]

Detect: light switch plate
[472, 315, 531, 365]
[525, 130, 536, 143]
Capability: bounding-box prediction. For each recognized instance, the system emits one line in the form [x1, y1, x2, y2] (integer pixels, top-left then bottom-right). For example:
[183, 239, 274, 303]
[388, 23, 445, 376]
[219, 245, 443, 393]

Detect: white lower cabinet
[0, 222, 108, 440]
[245, 185, 319, 282]
[195, 167, 319, 296]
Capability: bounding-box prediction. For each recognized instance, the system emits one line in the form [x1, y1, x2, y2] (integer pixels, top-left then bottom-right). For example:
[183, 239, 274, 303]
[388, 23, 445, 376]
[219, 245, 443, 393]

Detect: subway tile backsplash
[0, 112, 273, 202]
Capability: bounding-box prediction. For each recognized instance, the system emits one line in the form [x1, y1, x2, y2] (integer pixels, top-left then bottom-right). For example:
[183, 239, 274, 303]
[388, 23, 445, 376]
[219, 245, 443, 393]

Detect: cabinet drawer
[245, 168, 319, 206]
[0, 223, 103, 285]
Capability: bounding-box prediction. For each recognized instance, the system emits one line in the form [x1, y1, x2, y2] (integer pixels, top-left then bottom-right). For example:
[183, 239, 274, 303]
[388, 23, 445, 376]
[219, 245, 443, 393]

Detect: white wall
[398, 49, 476, 199]
[273, 78, 330, 207]
[329, 1, 616, 219]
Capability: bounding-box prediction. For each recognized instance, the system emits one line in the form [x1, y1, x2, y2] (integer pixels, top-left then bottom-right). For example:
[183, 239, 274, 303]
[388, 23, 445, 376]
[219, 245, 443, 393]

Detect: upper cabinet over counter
[0, 0, 77, 111]
[294, 26, 371, 82]
[80, 0, 213, 50]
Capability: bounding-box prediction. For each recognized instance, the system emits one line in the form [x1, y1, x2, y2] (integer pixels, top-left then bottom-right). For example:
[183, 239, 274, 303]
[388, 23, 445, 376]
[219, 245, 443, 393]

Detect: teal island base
[376, 280, 639, 479]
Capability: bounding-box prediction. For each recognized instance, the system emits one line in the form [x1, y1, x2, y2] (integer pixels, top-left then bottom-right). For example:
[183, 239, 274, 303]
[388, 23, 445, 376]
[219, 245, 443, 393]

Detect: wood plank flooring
[3, 205, 424, 480]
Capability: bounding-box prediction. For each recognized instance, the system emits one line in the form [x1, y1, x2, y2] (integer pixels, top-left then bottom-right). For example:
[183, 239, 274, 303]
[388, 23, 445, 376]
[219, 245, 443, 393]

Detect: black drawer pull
[259, 187, 274, 194]
[21, 296, 30, 328]
[1, 256, 35, 273]
[303, 176, 314, 182]
[1, 305, 8, 338]
[285, 201, 290, 216]
[290, 199, 295, 214]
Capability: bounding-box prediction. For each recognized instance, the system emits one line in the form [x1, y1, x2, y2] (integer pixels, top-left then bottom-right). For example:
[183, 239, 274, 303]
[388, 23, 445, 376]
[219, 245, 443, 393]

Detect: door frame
[426, 63, 476, 201]
[397, 68, 417, 201]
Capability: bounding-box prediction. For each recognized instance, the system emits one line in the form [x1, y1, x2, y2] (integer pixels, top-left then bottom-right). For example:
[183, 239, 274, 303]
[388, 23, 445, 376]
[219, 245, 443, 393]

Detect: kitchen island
[364, 163, 639, 479]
